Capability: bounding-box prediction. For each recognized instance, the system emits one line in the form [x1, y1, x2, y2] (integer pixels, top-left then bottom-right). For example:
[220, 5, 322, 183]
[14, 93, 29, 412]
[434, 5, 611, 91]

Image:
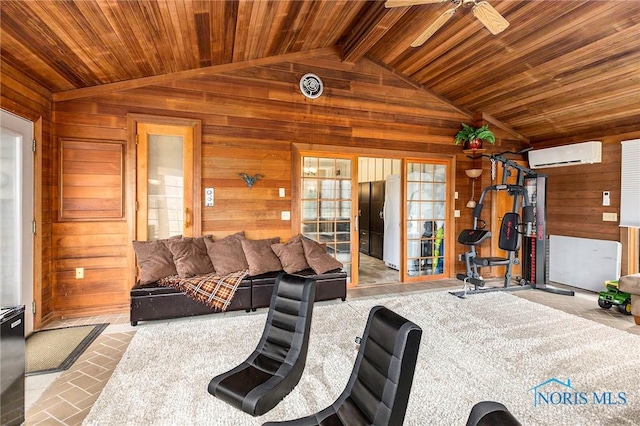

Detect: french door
[297, 153, 451, 285]
[405, 161, 449, 281]
[299, 156, 355, 281]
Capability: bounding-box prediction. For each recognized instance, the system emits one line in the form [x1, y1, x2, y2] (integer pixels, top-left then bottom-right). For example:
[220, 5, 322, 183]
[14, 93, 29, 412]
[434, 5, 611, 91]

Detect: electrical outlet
[75, 267, 84, 279]
[602, 212, 617, 222]
[279, 188, 286, 197]
[281, 211, 291, 221]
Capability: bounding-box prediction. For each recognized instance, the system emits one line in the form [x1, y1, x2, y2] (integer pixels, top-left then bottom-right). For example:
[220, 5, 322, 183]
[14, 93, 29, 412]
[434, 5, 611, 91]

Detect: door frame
[293, 143, 456, 285]
[0, 110, 35, 334]
[403, 157, 454, 283]
[126, 114, 202, 280]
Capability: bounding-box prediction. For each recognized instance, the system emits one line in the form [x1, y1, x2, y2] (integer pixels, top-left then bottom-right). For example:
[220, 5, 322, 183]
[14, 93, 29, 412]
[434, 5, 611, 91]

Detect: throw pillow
[241, 237, 282, 276]
[271, 234, 310, 274]
[132, 239, 178, 285]
[166, 236, 215, 278]
[301, 237, 343, 274]
[204, 232, 249, 275]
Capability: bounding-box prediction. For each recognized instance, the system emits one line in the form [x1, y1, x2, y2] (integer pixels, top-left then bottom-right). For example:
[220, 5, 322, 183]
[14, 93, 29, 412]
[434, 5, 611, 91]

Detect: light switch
[454, 210, 461, 218]
[279, 188, 286, 197]
[205, 188, 214, 207]
[281, 211, 291, 221]
[603, 191, 610, 206]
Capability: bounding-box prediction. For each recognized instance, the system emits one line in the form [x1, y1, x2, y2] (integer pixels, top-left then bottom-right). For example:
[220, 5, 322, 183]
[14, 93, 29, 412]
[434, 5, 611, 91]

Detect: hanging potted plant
[454, 123, 496, 150]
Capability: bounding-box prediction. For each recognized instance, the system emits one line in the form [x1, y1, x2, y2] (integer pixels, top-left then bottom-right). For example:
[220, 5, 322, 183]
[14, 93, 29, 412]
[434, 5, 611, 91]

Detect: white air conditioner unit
[528, 141, 602, 169]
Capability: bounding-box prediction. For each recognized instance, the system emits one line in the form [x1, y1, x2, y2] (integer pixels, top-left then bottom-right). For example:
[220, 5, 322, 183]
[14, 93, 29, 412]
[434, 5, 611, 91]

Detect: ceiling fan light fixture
[472, 1, 509, 35]
[411, 8, 457, 47]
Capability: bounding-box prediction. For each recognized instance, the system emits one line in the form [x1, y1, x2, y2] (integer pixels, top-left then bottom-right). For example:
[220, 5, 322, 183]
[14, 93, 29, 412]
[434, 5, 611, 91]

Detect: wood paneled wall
[51, 50, 482, 317]
[0, 62, 54, 327]
[544, 144, 621, 241]
[19, 47, 636, 320]
[533, 133, 640, 242]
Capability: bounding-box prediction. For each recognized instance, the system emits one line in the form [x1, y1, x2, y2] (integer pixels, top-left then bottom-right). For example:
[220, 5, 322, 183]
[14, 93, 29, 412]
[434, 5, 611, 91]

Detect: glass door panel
[136, 122, 194, 241]
[406, 162, 447, 278]
[147, 135, 184, 240]
[0, 129, 20, 306]
[300, 156, 353, 278]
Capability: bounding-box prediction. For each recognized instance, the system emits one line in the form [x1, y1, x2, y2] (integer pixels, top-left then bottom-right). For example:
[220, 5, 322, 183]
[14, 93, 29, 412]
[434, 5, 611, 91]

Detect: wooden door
[405, 161, 449, 281]
[299, 155, 356, 283]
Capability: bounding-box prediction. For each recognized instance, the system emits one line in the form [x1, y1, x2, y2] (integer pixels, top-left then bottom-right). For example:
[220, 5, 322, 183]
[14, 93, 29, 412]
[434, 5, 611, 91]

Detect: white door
[0, 110, 34, 335]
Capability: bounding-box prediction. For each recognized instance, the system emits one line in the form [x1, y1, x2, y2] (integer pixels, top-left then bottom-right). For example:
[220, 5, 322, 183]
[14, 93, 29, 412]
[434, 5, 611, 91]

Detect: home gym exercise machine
[451, 149, 574, 298]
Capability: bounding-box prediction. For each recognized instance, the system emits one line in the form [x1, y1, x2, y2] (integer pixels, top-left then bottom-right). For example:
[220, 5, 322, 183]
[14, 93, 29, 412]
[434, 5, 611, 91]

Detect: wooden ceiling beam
[341, 2, 410, 64]
[479, 112, 530, 144]
[52, 47, 336, 102]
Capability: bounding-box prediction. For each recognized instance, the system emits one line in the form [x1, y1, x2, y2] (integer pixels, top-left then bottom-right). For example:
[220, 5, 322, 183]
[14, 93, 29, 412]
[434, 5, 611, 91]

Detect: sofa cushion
[301, 237, 344, 274]
[295, 268, 346, 280]
[271, 235, 310, 274]
[204, 232, 249, 275]
[132, 239, 178, 285]
[166, 237, 215, 278]
[241, 237, 282, 276]
[619, 274, 640, 295]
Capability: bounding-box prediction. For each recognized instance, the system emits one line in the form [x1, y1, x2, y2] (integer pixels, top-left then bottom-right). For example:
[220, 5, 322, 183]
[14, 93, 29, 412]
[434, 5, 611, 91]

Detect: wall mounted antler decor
[238, 172, 264, 188]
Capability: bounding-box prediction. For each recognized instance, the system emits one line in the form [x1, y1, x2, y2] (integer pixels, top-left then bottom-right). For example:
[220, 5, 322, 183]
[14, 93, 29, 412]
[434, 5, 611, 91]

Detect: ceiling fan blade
[472, 1, 509, 35]
[385, 0, 447, 8]
[410, 8, 456, 47]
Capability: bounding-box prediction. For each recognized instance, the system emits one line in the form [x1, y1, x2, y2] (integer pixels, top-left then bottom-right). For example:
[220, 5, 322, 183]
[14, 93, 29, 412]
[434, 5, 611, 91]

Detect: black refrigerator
[1, 305, 25, 426]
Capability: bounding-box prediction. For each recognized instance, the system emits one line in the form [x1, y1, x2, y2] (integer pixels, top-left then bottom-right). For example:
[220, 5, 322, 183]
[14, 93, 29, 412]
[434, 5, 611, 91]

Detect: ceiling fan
[385, 0, 509, 47]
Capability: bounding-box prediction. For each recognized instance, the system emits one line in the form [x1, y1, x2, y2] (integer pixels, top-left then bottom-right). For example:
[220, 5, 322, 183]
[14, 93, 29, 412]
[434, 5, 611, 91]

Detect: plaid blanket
[158, 270, 249, 312]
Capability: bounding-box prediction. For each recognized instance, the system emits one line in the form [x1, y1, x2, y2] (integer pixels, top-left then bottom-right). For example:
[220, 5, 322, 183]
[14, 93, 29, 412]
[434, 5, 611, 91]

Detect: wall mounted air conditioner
[528, 141, 602, 169]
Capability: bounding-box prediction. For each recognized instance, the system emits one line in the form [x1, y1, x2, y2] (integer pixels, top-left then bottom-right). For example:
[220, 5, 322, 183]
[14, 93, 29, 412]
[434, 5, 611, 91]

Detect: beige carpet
[83, 293, 640, 425]
[26, 323, 108, 375]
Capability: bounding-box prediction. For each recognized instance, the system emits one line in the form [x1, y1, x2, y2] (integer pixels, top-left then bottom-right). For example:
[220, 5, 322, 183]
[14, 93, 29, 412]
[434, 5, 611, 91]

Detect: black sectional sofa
[130, 268, 347, 326]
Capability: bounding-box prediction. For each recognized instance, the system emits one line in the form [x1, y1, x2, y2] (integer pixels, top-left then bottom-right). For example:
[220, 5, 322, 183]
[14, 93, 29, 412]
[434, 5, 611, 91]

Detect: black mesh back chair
[263, 305, 422, 426]
[466, 401, 522, 426]
[208, 272, 316, 417]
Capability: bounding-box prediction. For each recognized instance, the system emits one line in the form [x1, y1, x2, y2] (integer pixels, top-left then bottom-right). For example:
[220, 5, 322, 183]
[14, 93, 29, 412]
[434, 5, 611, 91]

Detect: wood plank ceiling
[2, 0, 640, 142]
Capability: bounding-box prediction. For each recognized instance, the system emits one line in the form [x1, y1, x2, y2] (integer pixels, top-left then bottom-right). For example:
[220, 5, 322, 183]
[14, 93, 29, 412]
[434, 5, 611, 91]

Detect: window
[620, 139, 640, 228]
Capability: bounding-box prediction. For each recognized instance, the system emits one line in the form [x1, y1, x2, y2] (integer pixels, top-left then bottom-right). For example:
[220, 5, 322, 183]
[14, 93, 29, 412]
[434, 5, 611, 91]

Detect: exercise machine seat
[263, 306, 422, 426]
[466, 401, 522, 426]
[208, 272, 316, 416]
[472, 212, 521, 267]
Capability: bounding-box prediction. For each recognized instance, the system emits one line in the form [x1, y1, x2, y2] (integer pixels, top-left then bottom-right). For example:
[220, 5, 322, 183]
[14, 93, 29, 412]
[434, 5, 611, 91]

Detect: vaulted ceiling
[2, 0, 639, 143]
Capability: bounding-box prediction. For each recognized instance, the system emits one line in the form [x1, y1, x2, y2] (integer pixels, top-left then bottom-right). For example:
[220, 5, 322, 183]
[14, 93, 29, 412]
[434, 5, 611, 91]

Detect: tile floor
[25, 280, 639, 425]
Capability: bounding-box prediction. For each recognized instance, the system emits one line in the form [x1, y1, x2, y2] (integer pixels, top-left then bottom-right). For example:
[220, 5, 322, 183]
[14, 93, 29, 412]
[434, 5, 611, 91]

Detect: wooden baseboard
[50, 303, 129, 322]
